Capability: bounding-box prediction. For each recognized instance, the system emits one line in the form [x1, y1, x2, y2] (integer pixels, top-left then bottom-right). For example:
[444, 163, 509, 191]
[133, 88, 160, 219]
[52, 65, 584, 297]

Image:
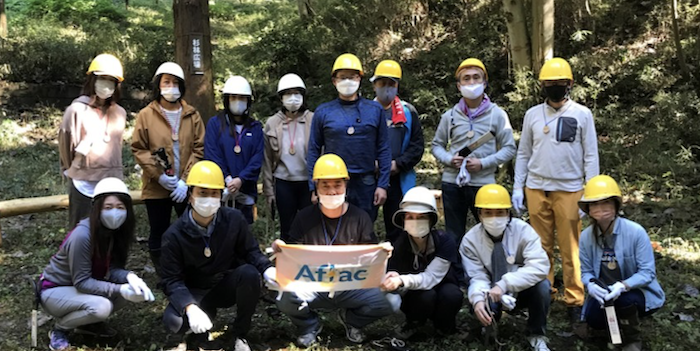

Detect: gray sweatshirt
[41, 219, 129, 298]
[431, 102, 516, 185]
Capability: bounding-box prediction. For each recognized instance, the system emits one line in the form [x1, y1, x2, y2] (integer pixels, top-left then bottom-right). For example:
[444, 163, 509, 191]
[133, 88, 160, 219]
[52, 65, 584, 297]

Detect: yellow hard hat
[87, 54, 124, 82]
[475, 184, 511, 209]
[455, 58, 488, 80]
[186, 161, 225, 189]
[578, 175, 622, 212]
[539, 57, 573, 81]
[332, 53, 364, 77]
[370, 60, 402, 82]
[313, 154, 349, 180]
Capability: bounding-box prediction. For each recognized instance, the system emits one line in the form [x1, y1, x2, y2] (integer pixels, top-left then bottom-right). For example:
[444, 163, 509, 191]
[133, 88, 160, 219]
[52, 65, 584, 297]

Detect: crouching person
[40, 178, 155, 351]
[460, 184, 551, 351]
[160, 161, 275, 351]
[380, 186, 464, 339]
[271, 154, 393, 348]
[578, 175, 664, 351]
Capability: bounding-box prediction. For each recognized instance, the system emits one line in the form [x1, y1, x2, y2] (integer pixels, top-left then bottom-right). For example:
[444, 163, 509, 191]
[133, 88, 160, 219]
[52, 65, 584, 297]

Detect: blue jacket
[580, 217, 665, 314]
[307, 97, 391, 190]
[204, 113, 264, 197]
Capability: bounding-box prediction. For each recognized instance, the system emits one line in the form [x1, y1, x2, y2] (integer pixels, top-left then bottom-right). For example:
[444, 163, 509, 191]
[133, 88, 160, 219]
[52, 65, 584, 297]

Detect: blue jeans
[275, 179, 312, 242]
[347, 173, 379, 222]
[584, 289, 647, 330]
[442, 182, 481, 241]
[276, 289, 393, 334]
[489, 279, 551, 336]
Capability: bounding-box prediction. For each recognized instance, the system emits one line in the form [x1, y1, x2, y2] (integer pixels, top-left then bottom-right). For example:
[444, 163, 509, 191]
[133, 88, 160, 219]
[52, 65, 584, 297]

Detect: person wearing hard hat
[131, 62, 206, 276]
[262, 73, 314, 241]
[160, 161, 275, 351]
[204, 75, 263, 225]
[431, 58, 516, 242]
[271, 154, 393, 348]
[512, 57, 599, 322]
[370, 60, 425, 242]
[59, 53, 128, 229]
[307, 53, 392, 222]
[380, 186, 464, 339]
[40, 178, 155, 351]
[460, 184, 551, 351]
[578, 176, 664, 351]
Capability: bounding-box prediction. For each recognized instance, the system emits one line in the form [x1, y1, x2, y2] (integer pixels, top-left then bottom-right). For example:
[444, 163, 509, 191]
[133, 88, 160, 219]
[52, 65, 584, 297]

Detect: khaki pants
[525, 188, 584, 306]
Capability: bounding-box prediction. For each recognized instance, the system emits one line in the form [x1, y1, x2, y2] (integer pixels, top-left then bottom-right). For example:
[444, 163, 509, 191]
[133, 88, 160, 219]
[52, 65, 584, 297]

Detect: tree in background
[1, 0, 7, 39]
[501, 0, 554, 74]
[173, 0, 216, 122]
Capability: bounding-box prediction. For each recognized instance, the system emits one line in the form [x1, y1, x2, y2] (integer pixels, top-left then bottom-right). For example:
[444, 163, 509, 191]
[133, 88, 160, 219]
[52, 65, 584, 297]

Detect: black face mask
[543, 85, 569, 102]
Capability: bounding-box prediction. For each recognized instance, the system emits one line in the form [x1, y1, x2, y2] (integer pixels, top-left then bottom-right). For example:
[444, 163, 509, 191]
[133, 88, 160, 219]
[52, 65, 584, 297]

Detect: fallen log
[0, 191, 144, 219]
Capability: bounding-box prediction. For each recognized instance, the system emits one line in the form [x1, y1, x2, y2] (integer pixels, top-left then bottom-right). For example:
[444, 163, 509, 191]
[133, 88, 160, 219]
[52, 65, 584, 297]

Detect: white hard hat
[93, 177, 130, 199]
[154, 62, 185, 81]
[277, 73, 306, 93]
[222, 76, 253, 96]
[392, 186, 438, 229]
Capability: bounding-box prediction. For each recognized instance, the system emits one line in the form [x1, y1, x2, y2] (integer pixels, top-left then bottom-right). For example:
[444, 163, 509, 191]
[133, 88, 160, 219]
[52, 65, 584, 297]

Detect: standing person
[460, 184, 551, 351]
[131, 62, 206, 275]
[512, 57, 599, 322]
[578, 175, 664, 351]
[40, 178, 155, 351]
[431, 58, 516, 241]
[204, 75, 263, 225]
[380, 186, 464, 339]
[271, 154, 393, 348]
[262, 73, 314, 241]
[307, 53, 392, 222]
[59, 53, 127, 229]
[160, 161, 276, 351]
[370, 60, 424, 242]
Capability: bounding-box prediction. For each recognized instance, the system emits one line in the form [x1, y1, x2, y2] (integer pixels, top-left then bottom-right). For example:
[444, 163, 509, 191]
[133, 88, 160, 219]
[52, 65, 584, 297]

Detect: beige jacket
[131, 100, 205, 199]
[58, 96, 126, 181]
[262, 110, 314, 198]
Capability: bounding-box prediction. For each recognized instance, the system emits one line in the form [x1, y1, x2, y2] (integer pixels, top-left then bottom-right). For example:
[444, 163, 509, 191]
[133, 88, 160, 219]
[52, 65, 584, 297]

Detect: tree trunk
[0, 0, 7, 39]
[297, 0, 314, 21]
[502, 0, 531, 70]
[173, 0, 216, 122]
[670, 0, 690, 81]
[531, 0, 554, 75]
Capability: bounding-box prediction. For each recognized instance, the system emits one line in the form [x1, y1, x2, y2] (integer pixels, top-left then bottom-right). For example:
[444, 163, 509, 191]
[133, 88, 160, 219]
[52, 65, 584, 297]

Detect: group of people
[37, 52, 664, 351]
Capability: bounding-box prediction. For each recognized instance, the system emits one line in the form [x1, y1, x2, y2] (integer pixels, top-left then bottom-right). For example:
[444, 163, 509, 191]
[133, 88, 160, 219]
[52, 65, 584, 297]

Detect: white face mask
[161, 86, 181, 102]
[95, 79, 116, 100]
[404, 219, 431, 238]
[336, 79, 360, 97]
[282, 93, 303, 112]
[481, 216, 510, 237]
[460, 83, 485, 100]
[229, 100, 248, 116]
[318, 193, 345, 210]
[101, 208, 127, 230]
[192, 197, 221, 218]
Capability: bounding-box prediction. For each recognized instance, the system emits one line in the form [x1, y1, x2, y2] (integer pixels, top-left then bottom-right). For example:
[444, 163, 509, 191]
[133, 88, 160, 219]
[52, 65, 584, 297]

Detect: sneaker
[337, 309, 366, 343]
[296, 325, 323, 348]
[233, 337, 252, 351]
[394, 321, 423, 340]
[74, 322, 118, 337]
[622, 341, 643, 351]
[48, 328, 70, 350]
[528, 335, 551, 351]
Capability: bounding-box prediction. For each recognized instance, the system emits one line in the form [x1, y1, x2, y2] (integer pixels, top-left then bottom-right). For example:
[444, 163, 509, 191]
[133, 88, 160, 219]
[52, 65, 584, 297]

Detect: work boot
[394, 321, 423, 340]
[337, 309, 366, 343]
[617, 304, 642, 350]
[528, 335, 551, 351]
[296, 325, 323, 348]
[232, 337, 251, 351]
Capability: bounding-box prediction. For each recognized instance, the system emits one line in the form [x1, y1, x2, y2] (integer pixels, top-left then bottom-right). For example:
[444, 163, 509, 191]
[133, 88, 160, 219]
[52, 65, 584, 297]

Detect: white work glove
[186, 305, 213, 334]
[225, 175, 235, 188]
[263, 267, 280, 290]
[126, 273, 155, 302]
[501, 294, 517, 311]
[456, 158, 471, 187]
[158, 173, 178, 191]
[605, 282, 627, 302]
[587, 282, 607, 305]
[221, 188, 232, 203]
[170, 180, 187, 203]
[119, 284, 149, 303]
[511, 188, 526, 215]
[295, 290, 316, 303]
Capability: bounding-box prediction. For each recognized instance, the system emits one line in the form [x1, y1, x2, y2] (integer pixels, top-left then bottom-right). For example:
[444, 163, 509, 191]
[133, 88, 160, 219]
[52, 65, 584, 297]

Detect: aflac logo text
[294, 264, 368, 282]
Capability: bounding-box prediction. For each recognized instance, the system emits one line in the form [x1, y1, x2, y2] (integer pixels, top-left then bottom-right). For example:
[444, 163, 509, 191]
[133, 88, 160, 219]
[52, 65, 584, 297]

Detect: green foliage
[20, 0, 126, 25]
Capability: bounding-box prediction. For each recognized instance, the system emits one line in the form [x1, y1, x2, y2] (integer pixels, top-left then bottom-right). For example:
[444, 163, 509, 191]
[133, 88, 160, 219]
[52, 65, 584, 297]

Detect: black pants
[442, 182, 481, 241]
[145, 198, 188, 253]
[489, 279, 551, 336]
[401, 283, 463, 332]
[275, 179, 312, 242]
[163, 264, 261, 336]
[68, 180, 93, 229]
[383, 175, 403, 243]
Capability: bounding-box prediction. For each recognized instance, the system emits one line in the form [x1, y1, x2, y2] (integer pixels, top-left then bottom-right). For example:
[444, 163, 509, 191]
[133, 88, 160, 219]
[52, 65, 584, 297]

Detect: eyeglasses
[335, 74, 361, 81]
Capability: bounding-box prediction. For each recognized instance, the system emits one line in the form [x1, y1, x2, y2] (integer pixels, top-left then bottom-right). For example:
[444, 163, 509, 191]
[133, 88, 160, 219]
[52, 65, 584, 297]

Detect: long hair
[81, 74, 122, 106]
[220, 94, 254, 136]
[89, 193, 135, 268]
[152, 74, 187, 103]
